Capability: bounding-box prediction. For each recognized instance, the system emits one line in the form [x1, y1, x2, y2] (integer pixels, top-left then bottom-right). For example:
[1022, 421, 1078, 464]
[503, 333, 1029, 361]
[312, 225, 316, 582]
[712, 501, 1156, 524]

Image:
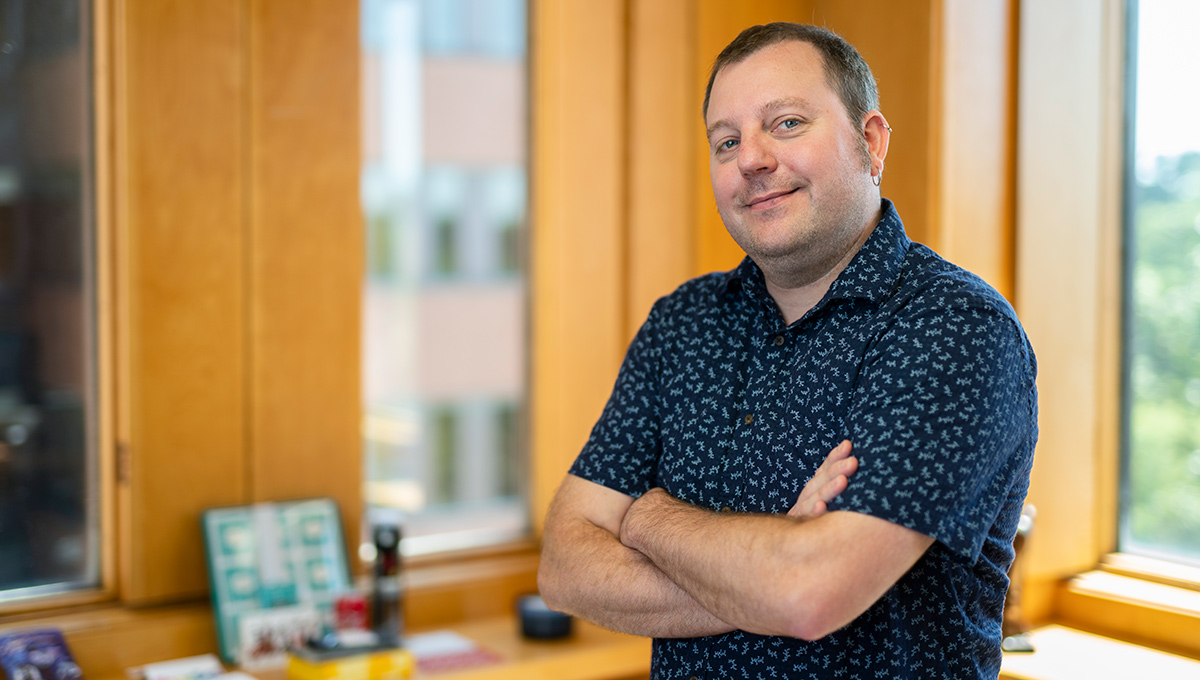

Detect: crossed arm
[538, 441, 934, 641]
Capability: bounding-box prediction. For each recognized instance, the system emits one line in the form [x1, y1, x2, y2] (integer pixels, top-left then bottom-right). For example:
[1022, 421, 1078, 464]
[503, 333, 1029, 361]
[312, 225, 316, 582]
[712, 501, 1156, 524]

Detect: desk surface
[251, 617, 650, 680]
[421, 617, 649, 680]
[1000, 625, 1200, 680]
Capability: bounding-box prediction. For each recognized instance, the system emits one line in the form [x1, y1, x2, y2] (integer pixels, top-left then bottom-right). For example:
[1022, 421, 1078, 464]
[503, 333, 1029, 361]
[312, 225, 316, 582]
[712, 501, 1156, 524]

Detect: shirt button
[720, 506, 732, 513]
[743, 414, 753, 424]
[773, 334, 785, 346]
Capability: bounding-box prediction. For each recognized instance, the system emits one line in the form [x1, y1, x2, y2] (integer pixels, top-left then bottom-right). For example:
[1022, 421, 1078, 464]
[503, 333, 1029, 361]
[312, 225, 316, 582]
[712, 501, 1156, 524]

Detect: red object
[334, 592, 369, 631]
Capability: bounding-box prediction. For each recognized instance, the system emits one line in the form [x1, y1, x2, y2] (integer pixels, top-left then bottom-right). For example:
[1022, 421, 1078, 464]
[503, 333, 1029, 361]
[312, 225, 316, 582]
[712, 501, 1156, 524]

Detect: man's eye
[778, 118, 801, 131]
[719, 139, 738, 151]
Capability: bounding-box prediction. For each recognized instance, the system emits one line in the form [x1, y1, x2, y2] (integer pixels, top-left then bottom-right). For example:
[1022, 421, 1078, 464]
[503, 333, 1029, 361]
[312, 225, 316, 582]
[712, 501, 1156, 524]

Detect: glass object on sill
[1121, 0, 1200, 568]
[0, 0, 98, 600]
[361, 0, 528, 557]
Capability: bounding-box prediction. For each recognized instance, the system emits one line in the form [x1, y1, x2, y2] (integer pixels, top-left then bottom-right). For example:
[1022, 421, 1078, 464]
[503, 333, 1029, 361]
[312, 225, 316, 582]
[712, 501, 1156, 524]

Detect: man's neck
[762, 217, 879, 326]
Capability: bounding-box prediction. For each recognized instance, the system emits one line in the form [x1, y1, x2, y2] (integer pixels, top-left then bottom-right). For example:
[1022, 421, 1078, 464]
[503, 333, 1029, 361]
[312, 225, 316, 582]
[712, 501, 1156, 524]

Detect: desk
[417, 617, 649, 680]
[1000, 625, 1200, 680]
[258, 617, 650, 680]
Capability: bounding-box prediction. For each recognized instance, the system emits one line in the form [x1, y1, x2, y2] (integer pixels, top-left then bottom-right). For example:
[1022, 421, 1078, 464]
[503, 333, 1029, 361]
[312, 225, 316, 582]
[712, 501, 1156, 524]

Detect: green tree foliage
[1127, 151, 1200, 563]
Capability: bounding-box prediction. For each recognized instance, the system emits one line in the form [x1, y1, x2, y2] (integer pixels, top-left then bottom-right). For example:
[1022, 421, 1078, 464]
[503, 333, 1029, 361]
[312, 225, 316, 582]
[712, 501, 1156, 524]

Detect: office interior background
[0, 0, 1198, 675]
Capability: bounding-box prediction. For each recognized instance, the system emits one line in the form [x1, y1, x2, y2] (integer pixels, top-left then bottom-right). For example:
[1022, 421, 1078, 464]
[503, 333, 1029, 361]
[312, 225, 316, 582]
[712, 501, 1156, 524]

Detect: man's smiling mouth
[745, 187, 801, 209]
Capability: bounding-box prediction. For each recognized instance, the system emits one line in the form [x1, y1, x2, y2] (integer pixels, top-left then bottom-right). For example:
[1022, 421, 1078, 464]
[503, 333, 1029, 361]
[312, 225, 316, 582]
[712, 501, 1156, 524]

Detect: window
[361, 0, 528, 556]
[0, 0, 97, 601]
[1121, 0, 1200, 567]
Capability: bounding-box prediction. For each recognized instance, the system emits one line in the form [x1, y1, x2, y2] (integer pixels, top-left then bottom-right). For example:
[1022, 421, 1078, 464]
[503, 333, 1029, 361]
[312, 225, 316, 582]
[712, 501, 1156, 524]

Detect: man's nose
[738, 133, 777, 177]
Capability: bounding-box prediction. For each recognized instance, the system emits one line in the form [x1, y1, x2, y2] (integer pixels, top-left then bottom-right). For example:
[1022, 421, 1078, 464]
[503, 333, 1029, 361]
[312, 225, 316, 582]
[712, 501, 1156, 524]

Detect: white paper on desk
[141, 654, 224, 680]
[405, 631, 480, 659]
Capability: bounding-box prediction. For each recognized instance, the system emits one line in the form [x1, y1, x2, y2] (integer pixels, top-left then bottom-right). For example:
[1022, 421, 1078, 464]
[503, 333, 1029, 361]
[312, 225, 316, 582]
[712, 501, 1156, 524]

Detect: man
[539, 22, 1037, 680]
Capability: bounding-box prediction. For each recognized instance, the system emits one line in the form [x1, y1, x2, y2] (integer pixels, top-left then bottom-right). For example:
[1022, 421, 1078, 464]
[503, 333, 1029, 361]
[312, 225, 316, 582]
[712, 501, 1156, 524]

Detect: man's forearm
[620, 488, 935, 641]
[538, 479, 736, 638]
[618, 489, 818, 638]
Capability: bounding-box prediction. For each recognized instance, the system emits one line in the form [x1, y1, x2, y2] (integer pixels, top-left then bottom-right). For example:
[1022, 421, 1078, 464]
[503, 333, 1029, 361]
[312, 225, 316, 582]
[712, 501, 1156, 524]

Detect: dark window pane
[0, 0, 97, 599]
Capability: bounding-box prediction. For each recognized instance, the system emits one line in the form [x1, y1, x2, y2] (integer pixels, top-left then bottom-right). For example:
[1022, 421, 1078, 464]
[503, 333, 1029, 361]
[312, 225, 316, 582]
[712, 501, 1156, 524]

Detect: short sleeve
[829, 279, 1037, 562]
[568, 301, 664, 497]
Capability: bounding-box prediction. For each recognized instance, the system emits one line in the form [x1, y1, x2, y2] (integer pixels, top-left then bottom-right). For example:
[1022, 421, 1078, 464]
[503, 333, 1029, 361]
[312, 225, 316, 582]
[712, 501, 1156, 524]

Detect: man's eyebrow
[706, 119, 733, 141]
[760, 96, 813, 116]
[706, 96, 814, 141]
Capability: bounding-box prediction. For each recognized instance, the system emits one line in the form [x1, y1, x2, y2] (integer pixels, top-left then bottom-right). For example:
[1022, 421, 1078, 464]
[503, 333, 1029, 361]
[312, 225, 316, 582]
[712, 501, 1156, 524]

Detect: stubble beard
[722, 174, 871, 290]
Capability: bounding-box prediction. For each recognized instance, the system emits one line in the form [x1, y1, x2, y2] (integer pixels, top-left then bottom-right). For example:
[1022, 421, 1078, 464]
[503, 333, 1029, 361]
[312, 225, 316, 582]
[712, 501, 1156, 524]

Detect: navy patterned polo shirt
[569, 199, 1038, 679]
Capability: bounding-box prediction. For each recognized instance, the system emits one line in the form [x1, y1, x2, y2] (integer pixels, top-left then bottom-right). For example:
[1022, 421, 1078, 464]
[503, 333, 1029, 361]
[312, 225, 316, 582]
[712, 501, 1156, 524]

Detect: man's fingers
[816, 440, 853, 471]
[837, 453, 859, 478]
[798, 450, 858, 503]
[819, 473, 849, 503]
[810, 441, 853, 484]
[789, 441, 858, 521]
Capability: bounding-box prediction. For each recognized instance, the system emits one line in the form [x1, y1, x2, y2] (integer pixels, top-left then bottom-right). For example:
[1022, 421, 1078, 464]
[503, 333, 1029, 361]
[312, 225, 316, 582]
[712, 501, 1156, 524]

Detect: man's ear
[862, 110, 891, 176]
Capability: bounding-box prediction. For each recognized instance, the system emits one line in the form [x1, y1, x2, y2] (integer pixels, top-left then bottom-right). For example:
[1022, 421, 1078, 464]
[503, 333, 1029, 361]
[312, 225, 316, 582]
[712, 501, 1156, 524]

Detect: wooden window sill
[1002, 565, 1200, 679]
[1055, 569, 1200, 658]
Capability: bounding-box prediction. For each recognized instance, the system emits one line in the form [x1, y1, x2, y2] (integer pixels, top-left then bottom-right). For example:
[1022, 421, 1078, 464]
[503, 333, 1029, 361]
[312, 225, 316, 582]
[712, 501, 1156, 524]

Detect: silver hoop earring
[872, 173, 882, 187]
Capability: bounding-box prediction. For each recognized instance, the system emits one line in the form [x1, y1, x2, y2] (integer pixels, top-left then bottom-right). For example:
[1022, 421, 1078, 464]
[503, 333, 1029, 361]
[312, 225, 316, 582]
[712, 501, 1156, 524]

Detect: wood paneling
[691, 0, 807, 276]
[627, 0, 694, 333]
[114, 0, 248, 603]
[110, 0, 363, 604]
[247, 0, 362, 564]
[1015, 0, 1118, 580]
[936, 0, 1016, 301]
[808, 0, 938, 247]
[530, 0, 628, 534]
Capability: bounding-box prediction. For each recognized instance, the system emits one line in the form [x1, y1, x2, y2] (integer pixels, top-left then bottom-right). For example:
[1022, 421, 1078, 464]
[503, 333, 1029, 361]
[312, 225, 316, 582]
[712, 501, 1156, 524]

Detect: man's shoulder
[896, 242, 1018, 320]
[647, 268, 741, 319]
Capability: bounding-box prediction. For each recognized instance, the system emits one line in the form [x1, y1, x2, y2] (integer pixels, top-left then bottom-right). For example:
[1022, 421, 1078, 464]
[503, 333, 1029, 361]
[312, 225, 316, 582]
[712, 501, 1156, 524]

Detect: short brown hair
[702, 23, 879, 127]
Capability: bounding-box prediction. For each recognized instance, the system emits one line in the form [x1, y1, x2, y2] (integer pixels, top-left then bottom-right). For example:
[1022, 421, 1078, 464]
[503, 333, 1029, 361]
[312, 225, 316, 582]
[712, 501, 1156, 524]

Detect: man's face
[706, 40, 876, 284]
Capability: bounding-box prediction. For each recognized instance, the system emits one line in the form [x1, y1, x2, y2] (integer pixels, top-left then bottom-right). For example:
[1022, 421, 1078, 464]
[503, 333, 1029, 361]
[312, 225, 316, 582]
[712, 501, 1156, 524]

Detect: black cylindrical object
[371, 523, 403, 646]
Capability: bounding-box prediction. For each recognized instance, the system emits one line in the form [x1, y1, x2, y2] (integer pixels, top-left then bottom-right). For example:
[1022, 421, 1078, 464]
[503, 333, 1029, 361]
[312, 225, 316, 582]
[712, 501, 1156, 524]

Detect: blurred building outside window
[361, 0, 528, 557]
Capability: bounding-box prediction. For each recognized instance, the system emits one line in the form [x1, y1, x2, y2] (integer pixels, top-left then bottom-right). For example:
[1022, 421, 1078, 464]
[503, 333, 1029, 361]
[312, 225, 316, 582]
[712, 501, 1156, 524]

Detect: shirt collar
[718, 198, 912, 307]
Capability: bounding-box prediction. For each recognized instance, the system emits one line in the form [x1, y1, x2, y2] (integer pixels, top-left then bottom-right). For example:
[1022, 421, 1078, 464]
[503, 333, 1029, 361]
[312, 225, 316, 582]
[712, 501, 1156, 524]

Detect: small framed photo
[237, 605, 321, 670]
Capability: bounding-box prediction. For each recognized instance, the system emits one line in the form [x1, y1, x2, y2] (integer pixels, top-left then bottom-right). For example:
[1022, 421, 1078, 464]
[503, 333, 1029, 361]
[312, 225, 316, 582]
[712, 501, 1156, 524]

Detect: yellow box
[286, 647, 415, 680]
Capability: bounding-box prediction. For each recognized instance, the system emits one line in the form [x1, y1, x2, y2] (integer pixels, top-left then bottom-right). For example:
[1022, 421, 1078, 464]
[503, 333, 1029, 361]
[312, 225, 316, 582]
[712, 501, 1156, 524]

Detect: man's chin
[738, 235, 810, 263]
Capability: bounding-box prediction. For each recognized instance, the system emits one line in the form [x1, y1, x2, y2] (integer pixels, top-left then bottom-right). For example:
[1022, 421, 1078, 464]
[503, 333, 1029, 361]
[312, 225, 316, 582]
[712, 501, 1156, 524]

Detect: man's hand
[619, 440, 857, 550]
[788, 440, 857, 521]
